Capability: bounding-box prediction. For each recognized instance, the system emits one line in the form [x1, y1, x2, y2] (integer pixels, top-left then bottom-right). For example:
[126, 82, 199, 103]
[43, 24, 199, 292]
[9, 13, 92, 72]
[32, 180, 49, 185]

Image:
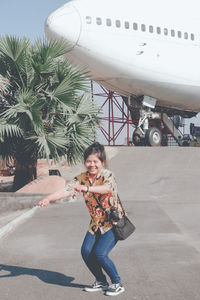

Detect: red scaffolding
[92, 82, 133, 146]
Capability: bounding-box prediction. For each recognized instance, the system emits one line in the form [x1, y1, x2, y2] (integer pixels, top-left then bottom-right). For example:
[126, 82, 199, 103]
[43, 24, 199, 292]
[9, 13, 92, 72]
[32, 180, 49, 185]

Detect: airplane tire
[133, 133, 141, 146]
[146, 127, 161, 147]
[133, 129, 144, 146]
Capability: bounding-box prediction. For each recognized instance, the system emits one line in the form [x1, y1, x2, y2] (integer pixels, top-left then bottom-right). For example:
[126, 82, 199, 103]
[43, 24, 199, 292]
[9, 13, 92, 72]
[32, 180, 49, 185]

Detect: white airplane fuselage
[45, 0, 200, 113]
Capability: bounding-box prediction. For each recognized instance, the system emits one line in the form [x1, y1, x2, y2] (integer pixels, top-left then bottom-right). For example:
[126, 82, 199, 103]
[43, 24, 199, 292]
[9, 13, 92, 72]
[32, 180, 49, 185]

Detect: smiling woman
[38, 142, 126, 296]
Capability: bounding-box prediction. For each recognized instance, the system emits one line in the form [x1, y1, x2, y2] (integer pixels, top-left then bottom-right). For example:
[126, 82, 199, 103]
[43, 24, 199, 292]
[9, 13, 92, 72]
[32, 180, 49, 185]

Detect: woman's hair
[84, 142, 106, 163]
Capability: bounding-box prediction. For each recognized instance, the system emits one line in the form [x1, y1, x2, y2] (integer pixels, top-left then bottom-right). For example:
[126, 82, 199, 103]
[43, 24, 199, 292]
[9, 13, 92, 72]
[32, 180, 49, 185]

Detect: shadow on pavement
[0, 264, 88, 289]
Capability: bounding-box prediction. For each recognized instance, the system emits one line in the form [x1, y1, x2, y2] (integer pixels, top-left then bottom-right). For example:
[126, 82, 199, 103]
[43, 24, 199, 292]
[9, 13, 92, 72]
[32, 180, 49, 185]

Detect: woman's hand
[37, 189, 71, 207]
[38, 198, 50, 207]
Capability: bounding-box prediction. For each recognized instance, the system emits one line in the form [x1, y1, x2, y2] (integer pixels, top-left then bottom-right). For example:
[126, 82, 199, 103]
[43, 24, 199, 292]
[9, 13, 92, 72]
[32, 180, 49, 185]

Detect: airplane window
[191, 33, 195, 40]
[133, 23, 138, 30]
[178, 31, 182, 38]
[164, 28, 168, 35]
[149, 25, 153, 33]
[86, 16, 92, 24]
[106, 19, 112, 26]
[125, 21, 130, 29]
[184, 32, 188, 39]
[157, 27, 161, 34]
[116, 20, 121, 28]
[141, 24, 146, 32]
[171, 29, 175, 37]
[96, 17, 102, 25]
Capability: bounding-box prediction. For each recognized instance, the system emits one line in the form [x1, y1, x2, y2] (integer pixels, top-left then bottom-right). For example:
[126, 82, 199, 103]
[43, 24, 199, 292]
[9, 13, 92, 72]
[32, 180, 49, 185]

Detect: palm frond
[0, 35, 30, 62]
[28, 130, 69, 161]
[0, 35, 32, 91]
[30, 39, 70, 89]
[1, 102, 33, 121]
[75, 92, 100, 116]
[0, 89, 46, 137]
[65, 119, 97, 165]
[52, 69, 89, 98]
[34, 38, 70, 59]
[0, 119, 23, 140]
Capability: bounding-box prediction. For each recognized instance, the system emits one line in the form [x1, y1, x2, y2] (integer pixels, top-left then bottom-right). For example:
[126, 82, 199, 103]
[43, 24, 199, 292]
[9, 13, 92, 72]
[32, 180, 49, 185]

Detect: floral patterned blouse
[64, 168, 124, 234]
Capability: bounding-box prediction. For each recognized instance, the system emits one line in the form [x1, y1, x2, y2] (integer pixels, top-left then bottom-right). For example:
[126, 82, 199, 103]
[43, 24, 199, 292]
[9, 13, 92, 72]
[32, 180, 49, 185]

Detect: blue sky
[0, 0, 68, 41]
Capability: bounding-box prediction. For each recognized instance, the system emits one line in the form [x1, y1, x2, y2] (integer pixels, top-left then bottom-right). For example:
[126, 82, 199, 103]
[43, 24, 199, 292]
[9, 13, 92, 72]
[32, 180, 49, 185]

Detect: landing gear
[133, 127, 161, 146]
[145, 127, 161, 146]
[131, 96, 162, 147]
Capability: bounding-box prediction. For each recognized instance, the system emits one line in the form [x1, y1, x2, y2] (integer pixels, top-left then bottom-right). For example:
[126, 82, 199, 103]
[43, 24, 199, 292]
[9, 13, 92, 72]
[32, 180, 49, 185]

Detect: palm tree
[0, 36, 100, 191]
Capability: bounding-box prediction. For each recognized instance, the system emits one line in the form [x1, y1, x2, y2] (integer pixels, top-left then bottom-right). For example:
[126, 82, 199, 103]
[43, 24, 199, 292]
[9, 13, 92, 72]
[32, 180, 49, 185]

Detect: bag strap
[92, 193, 105, 212]
[93, 192, 126, 216]
[117, 195, 126, 215]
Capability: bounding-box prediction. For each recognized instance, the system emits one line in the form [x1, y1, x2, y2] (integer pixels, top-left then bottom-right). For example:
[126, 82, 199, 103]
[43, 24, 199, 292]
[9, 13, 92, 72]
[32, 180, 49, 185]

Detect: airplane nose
[45, 3, 81, 48]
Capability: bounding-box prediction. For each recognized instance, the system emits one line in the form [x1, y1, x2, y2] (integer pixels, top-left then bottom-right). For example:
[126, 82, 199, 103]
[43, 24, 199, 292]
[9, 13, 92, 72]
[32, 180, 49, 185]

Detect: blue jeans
[81, 229, 121, 284]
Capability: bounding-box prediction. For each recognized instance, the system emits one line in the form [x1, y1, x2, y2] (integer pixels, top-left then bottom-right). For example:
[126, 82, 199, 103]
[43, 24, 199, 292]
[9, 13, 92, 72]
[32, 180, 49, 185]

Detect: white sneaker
[83, 280, 109, 292]
[105, 283, 125, 296]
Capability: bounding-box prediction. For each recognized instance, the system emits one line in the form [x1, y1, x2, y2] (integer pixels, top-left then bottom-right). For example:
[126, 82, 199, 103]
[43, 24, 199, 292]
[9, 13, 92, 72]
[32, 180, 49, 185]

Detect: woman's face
[85, 154, 104, 176]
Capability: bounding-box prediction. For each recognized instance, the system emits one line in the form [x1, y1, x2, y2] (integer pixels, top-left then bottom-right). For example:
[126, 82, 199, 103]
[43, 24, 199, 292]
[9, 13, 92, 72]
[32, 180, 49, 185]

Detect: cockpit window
[116, 20, 121, 28]
[184, 32, 188, 39]
[96, 17, 102, 25]
[191, 33, 195, 40]
[106, 18, 112, 26]
[86, 16, 92, 24]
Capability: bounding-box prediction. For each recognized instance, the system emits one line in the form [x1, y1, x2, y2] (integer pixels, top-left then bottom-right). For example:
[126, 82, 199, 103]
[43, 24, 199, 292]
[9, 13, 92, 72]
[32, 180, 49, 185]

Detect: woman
[38, 142, 125, 296]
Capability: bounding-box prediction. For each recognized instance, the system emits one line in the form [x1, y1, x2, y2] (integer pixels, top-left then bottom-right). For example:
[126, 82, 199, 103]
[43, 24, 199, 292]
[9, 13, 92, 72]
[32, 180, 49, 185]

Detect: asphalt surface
[1, 147, 200, 300]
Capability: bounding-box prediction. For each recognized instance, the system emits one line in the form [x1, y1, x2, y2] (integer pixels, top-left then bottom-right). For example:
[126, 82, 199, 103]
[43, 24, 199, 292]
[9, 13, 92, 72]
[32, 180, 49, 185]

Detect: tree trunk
[12, 158, 37, 192]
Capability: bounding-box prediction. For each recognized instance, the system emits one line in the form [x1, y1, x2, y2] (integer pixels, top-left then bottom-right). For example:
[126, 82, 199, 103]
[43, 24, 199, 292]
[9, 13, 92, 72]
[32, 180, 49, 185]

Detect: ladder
[162, 113, 183, 145]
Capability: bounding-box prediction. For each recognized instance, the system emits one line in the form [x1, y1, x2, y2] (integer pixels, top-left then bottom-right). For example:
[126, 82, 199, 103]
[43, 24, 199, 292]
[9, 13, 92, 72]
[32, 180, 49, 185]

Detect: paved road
[1, 147, 200, 300]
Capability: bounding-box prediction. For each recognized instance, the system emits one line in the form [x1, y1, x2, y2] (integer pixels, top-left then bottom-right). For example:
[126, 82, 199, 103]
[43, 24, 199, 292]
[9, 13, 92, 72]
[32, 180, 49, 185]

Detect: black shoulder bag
[112, 196, 136, 240]
[113, 214, 136, 240]
[94, 194, 136, 240]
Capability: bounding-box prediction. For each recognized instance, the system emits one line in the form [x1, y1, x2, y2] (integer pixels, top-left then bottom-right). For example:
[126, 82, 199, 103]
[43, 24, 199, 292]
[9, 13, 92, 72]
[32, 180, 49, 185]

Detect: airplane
[45, 0, 200, 146]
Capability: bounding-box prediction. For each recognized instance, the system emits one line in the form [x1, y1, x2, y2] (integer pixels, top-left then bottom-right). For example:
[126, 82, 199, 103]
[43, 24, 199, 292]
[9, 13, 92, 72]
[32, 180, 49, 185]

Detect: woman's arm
[74, 184, 111, 195]
[38, 189, 71, 207]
